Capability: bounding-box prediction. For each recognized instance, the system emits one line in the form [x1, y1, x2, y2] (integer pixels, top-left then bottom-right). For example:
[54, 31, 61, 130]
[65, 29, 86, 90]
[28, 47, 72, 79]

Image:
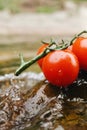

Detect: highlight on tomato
[42, 50, 79, 87]
[37, 43, 49, 68]
[72, 37, 87, 71]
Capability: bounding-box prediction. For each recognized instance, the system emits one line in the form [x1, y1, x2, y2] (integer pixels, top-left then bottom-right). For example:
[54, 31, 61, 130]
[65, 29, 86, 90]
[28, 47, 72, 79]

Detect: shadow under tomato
[64, 70, 87, 101]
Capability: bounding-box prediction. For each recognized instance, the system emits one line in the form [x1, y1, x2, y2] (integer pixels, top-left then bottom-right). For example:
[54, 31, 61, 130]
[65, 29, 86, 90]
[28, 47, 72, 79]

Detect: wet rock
[0, 71, 87, 130]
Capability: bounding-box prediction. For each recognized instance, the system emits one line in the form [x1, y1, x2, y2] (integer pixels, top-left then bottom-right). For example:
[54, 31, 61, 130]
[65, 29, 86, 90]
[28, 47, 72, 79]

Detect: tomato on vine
[72, 37, 87, 71]
[37, 43, 49, 68]
[42, 50, 79, 87]
[65, 45, 73, 52]
[15, 30, 87, 80]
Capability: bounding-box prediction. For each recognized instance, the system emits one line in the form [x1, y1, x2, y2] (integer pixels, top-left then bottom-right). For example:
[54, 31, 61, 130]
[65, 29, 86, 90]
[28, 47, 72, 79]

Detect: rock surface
[0, 71, 87, 130]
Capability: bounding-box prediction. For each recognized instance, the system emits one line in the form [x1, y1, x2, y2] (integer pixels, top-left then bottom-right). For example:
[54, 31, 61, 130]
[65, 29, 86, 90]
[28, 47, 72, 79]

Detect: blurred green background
[0, 0, 86, 13]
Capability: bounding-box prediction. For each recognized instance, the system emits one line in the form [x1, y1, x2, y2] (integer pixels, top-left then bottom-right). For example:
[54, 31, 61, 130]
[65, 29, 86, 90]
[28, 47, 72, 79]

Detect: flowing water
[0, 41, 87, 130]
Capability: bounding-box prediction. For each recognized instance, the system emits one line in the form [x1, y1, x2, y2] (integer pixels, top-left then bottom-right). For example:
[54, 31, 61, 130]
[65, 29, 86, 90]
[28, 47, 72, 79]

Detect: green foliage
[0, 0, 5, 10]
[73, 0, 87, 4]
[36, 6, 57, 13]
[0, 0, 20, 13]
[74, 0, 87, 1]
[0, 0, 87, 13]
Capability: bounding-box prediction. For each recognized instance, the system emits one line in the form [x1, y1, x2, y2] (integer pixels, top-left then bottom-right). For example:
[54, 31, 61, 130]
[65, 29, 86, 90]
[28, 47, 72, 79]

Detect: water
[0, 70, 87, 130]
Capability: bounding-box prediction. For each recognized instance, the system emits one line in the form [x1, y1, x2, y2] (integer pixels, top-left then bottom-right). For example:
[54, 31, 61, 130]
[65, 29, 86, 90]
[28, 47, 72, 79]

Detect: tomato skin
[42, 50, 79, 87]
[72, 37, 87, 71]
[37, 44, 49, 68]
[65, 45, 73, 52]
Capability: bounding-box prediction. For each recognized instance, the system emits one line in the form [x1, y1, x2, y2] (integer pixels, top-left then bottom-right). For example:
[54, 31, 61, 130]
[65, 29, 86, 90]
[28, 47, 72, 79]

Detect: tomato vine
[15, 30, 87, 76]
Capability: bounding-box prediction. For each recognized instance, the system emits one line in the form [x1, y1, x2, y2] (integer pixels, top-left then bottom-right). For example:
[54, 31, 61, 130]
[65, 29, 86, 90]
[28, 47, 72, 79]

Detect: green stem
[15, 42, 55, 76]
[15, 30, 87, 76]
[70, 30, 87, 45]
[15, 50, 48, 76]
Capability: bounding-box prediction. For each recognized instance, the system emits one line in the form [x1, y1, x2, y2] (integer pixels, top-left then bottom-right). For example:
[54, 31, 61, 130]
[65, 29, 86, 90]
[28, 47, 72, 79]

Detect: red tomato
[72, 37, 87, 71]
[42, 50, 79, 87]
[37, 44, 49, 68]
[65, 45, 73, 52]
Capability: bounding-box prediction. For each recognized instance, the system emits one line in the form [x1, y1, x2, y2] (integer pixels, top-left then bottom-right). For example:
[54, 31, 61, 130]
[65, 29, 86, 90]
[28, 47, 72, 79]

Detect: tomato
[72, 37, 87, 71]
[42, 50, 79, 87]
[37, 44, 49, 68]
[65, 45, 73, 52]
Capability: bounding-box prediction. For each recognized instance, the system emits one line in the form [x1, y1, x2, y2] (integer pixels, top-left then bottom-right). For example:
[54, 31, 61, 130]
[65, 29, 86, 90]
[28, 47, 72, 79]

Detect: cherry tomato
[37, 43, 49, 68]
[42, 50, 79, 87]
[65, 45, 73, 52]
[72, 37, 87, 71]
